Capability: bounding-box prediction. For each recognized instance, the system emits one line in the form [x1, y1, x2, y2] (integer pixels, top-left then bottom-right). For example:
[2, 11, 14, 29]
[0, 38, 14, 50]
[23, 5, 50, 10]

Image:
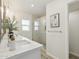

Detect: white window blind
[22, 19, 30, 31]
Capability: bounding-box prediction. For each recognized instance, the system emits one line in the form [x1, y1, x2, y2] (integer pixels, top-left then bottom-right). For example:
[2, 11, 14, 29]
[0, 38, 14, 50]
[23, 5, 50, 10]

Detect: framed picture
[50, 13, 60, 28]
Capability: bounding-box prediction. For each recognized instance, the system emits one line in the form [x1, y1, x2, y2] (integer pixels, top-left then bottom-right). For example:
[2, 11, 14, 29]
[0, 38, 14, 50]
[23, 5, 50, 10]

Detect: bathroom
[0, 0, 79, 59]
[0, 0, 48, 59]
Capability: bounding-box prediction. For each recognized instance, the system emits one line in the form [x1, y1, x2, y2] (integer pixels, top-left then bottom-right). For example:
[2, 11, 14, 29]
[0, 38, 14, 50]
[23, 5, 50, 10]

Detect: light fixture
[32, 4, 34, 7]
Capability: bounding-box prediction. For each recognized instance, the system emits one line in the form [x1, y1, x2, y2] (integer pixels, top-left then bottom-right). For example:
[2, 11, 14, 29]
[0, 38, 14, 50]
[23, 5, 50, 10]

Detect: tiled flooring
[41, 45, 79, 59]
[69, 54, 79, 59]
[41, 49, 79, 59]
[41, 48, 46, 59]
[41, 48, 53, 59]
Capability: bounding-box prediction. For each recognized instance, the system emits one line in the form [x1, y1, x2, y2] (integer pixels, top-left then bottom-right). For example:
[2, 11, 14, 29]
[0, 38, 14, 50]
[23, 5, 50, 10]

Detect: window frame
[34, 21, 39, 31]
[22, 19, 30, 31]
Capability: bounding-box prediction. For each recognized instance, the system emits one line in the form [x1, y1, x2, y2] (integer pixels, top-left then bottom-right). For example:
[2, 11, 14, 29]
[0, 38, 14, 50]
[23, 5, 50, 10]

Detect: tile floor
[69, 54, 79, 59]
[41, 48, 79, 59]
[41, 48, 53, 59]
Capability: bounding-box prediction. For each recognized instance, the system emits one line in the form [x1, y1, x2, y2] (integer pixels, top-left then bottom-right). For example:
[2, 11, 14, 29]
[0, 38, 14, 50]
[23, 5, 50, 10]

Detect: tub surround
[0, 35, 42, 59]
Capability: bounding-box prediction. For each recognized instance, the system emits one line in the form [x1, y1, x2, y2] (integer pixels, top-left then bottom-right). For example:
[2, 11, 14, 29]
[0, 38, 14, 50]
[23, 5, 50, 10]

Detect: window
[22, 19, 30, 31]
[34, 21, 39, 31]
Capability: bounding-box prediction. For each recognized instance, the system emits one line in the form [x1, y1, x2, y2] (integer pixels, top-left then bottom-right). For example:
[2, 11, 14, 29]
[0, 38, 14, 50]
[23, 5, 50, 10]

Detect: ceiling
[68, 1, 79, 12]
[6, 0, 53, 17]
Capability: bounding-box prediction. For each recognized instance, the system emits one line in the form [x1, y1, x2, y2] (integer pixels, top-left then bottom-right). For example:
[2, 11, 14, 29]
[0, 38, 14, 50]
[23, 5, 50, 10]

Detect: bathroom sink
[15, 40, 31, 46]
[0, 35, 42, 59]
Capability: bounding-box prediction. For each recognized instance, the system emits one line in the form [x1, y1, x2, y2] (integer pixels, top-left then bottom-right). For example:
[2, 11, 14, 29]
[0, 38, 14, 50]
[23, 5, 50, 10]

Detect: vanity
[0, 35, 42, 59]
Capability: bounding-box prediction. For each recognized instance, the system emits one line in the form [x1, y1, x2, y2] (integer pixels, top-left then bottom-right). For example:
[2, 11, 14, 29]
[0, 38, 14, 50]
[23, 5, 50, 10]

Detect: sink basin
[15, 40, 31, 46]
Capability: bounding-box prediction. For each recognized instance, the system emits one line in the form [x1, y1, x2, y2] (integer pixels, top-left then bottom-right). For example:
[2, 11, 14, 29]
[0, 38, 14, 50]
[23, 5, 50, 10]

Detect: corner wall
[46, 0, 69, 59]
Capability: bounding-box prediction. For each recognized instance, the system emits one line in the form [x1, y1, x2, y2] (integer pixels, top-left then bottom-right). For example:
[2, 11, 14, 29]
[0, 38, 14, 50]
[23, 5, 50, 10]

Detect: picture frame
[50, 13, 60, 28]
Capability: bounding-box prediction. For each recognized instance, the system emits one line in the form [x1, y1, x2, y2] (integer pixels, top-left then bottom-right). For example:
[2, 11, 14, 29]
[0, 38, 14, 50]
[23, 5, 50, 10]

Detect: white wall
[69, 10, 79, 57]
[46, 0, 69, 59]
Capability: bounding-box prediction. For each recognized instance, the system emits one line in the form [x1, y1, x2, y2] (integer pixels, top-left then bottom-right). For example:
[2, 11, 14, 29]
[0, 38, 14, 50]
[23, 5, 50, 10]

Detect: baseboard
[47, 51, 59, 59]
[70, 52, 79, 57]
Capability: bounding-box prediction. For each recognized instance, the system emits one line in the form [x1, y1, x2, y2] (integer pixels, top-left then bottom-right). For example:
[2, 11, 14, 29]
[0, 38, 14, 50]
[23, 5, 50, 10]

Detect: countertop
[0, 35, 42, 59]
